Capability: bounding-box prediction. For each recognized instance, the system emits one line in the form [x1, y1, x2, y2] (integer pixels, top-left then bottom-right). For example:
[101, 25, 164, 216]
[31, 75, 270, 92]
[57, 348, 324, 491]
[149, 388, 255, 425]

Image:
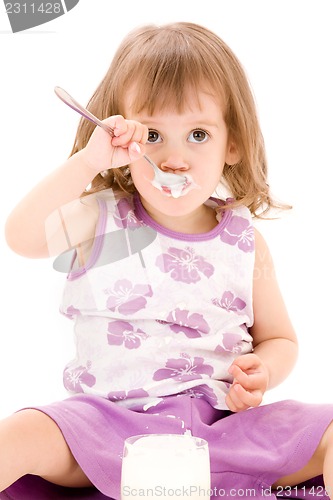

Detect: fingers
[127, 141, 143, 162]
[230, 353, 262, 373]
[83, 114, 148, 173]
[226, 383, 263, 412]
[84, 115, 148, 170]
[226, 354, 269, 412]
[104, 116, 148, 149]
[229, 354, 269, 392]
[228, 364, 265, 392]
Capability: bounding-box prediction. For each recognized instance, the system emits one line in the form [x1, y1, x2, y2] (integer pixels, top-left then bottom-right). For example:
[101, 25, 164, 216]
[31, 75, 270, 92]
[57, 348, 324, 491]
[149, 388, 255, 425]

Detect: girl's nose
[160, 154, 189, 173]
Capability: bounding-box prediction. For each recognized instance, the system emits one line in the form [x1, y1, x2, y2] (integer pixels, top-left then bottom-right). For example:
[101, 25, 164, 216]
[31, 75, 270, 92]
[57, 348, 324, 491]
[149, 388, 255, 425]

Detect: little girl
[2, 22, 333, 500]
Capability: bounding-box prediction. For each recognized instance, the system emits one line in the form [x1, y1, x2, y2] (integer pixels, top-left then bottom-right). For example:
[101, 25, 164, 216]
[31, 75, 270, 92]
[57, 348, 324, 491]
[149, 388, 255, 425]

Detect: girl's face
[125, 89, 239, 226]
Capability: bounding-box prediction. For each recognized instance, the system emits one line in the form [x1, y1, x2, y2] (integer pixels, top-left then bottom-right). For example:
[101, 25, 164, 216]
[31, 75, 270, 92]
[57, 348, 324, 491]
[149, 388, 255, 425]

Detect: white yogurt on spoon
[142, 154, 199, 198]
[150, 173, 198, 198]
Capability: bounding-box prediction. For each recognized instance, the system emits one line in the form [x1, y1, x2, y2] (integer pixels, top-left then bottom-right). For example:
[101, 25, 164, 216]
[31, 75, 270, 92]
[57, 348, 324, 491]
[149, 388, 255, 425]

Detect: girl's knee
[1, 409, 67, 475]
[0, 409, 51, 482]
[0, 409, 91, 488]
[4, 409, 57, 448]
[10, 409, 92, 487]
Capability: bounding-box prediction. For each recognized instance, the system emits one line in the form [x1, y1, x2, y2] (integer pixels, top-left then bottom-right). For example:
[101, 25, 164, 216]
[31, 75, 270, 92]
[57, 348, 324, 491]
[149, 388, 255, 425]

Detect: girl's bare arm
[5, 151, 99, 258]
[226, 228, 298, 412]
[250, 228, 298, 386]
[5, 116, 147, 258]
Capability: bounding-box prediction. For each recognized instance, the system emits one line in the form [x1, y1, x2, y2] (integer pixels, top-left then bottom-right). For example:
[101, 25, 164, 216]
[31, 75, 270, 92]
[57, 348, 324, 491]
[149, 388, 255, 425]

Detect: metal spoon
[54, 87, 187, 192]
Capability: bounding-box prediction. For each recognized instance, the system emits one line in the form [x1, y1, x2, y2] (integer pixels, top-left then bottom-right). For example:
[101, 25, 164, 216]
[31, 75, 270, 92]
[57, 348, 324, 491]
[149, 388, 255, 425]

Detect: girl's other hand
[80, 115, 148, 174]
[225, 353, 269, 412]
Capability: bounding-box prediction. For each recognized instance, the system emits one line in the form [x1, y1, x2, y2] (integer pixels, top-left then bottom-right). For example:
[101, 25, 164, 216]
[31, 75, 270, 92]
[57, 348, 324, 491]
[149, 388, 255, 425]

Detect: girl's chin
[143, 195, 203, 219]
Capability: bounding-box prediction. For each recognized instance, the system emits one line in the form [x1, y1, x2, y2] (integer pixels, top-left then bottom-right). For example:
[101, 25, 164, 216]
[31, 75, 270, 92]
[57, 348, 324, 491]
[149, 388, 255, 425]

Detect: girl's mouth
[152, 175, 198, 199]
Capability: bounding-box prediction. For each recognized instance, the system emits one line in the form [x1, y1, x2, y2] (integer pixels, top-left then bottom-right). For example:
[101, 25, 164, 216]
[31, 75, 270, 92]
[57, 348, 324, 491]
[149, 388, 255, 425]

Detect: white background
[0, 0, 332, 418]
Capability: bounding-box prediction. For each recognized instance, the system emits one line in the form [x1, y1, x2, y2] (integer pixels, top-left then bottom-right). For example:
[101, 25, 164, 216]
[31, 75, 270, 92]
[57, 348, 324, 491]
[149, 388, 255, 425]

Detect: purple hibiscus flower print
[106, 279, 153, 315]
[220, 215, 254, 252]
[62, 305, 80, 319]
[156, 246, 214, 283]
[153, 354, 213, 382]
[113, 198, 142, 229]
[63, 362, 96, 393]
[166, 308, 210, 338]
[215, 332, 243, 354]
[212, 291, 246, 312]
[107, 320, 148, 349]
[108, 388, 149, 402]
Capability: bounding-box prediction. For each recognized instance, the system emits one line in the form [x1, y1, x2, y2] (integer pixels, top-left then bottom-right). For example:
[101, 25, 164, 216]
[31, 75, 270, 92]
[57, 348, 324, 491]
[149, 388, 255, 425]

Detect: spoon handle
[54, 86, 115, 135]
[54, 86, 156, 168]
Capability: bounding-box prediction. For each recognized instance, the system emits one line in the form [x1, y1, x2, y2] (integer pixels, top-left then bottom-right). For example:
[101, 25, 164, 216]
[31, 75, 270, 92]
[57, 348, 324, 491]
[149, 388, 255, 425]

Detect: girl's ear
[225, 139, 241, 166]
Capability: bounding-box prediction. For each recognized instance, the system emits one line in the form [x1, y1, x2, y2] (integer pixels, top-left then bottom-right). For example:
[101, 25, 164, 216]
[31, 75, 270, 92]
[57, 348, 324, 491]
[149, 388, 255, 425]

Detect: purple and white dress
[2, 190, 333, 499]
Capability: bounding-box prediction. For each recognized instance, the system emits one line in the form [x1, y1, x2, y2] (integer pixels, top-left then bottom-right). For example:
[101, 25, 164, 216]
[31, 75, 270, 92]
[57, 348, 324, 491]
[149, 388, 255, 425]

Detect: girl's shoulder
[210, 196, 254, 235]
[210, 196, 253, 218]
[93, 189, 139, 231]
[55, 189, 135, 272]
[45, 191, 99, 258]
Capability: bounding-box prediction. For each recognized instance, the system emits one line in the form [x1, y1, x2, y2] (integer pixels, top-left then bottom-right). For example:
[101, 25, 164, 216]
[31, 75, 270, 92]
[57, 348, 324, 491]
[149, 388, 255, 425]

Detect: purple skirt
[2, 395, 333, 499]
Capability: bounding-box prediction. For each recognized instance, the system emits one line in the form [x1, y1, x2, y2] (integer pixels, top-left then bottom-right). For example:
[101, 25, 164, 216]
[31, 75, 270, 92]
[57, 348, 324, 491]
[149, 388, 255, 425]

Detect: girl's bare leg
[272, 420, 333, 497]
[0, 409, 92, 491]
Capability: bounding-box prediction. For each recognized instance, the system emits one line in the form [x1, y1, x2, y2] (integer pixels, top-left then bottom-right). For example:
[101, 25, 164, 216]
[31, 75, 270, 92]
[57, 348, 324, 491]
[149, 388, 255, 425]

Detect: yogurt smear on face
[150, 174, 198, 198]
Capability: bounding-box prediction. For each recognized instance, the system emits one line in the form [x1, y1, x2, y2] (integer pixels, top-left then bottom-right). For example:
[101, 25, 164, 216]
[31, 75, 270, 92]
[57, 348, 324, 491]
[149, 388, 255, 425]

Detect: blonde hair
[71, 22, 289, 217]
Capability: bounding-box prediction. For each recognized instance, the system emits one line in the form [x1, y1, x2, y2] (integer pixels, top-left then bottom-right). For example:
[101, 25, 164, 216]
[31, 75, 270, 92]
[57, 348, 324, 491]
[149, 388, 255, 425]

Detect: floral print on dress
[62, 305, 81, 319]
[220, 215, 254, 253]
[212, 291, 246, 312]
[107, 320, 148, 349]
[63, 361, 96, 393]
[107, 388, 149, 402]
[153, 353, 213, 382]
[166, 308, 210, 338]
[155, 246, 214, 283]
[105, 279, 153, 315]
[113, 198, 142, 229]
[215, 332, 243, 354]
[61, 196, 255, 409]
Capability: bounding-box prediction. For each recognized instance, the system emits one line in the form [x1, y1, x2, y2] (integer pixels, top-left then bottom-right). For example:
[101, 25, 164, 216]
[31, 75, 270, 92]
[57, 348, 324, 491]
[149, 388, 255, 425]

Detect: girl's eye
[188, 129, 209, 143]
[147, 130, 162, 143]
